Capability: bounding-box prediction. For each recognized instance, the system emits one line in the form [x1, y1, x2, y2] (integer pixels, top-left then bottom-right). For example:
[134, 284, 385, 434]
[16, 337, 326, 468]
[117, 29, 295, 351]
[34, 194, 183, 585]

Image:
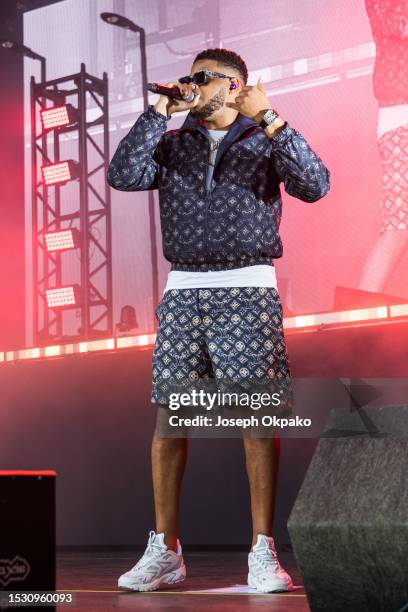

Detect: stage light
[1, 39, 46, 81]
[44, 229, 80, 253]
[45, 285, 81, 309]
[0, 40, 43, 60]
[40, 104, 78, 130]
[100, 13, 141, 31]
[41, 160, 79, 186]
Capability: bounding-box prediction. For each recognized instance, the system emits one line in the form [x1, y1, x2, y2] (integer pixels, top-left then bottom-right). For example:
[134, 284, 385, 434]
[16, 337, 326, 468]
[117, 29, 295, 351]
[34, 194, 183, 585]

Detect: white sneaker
[118, 530, 186, 591]
[248, 534, 294, 593]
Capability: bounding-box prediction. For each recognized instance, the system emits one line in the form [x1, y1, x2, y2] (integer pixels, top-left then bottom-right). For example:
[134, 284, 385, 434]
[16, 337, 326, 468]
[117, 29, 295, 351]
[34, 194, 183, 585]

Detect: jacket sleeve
[107, 105, 171, 191]
[365, 0, 408, 39]
[269, 123, 330, 203]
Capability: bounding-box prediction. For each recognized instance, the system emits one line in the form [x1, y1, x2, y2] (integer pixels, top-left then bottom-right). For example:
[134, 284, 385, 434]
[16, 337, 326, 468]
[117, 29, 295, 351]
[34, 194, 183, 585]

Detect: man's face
[185, 59, 240, 120]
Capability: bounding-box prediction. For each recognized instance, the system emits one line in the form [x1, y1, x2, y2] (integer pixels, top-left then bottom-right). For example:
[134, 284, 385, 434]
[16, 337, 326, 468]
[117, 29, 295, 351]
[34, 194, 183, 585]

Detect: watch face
[264, 109, 278, 124]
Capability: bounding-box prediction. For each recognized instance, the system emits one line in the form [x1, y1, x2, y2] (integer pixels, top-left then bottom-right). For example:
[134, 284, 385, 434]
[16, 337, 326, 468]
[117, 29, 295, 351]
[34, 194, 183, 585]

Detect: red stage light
[41, 160, 78, 186]
[45, 285, 81, 309]
[40, 104, 77, 130]
[44, 229, 80, 252]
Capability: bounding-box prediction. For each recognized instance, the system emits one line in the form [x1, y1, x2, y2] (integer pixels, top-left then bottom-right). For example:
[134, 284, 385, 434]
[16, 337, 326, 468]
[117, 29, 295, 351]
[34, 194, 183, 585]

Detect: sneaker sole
[118, 564, 186, 592]
[248, 572, 294, 593]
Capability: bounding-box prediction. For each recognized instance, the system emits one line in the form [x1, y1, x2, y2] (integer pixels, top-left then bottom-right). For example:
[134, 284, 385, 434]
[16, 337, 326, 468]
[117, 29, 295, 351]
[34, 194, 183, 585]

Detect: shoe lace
[133, 531, 166, 571]
[254, 546, 279, 571]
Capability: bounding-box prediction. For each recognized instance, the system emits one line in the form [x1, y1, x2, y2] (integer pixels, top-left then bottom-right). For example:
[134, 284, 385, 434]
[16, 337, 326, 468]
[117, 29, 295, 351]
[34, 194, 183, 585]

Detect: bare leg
[358, 229, 408, 293]
[243, 436, 281, 547]
[151, 429, 188, 552]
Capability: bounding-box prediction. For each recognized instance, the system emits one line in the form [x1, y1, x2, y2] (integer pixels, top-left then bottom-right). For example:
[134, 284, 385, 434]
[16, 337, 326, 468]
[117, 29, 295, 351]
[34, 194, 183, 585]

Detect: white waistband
[163, 265, 277, 294]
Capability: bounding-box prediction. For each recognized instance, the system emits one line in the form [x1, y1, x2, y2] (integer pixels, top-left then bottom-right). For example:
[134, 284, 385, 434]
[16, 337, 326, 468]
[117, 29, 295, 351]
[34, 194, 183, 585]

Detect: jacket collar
[180, 111, 259, 171]
[180, 110, 258, 137]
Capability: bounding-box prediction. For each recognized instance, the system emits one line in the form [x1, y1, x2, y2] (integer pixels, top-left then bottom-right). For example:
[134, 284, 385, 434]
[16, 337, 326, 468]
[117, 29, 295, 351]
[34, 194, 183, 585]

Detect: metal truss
[31, 62, 112, 345]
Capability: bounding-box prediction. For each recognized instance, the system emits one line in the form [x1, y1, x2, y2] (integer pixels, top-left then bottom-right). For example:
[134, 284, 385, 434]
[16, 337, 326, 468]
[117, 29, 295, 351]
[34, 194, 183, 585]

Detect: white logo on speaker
[0, 556, 30, 586]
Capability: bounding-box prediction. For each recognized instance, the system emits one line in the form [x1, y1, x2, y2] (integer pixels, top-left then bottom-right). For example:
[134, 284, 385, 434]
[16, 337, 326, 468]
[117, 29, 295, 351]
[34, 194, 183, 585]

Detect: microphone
[147, 82, 195, 103]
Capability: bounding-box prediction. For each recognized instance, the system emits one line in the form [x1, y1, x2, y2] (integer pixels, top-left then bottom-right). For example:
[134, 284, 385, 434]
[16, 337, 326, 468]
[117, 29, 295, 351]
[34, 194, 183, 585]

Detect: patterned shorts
[378, 124, 408, 233]
[151, 287, 292, 416]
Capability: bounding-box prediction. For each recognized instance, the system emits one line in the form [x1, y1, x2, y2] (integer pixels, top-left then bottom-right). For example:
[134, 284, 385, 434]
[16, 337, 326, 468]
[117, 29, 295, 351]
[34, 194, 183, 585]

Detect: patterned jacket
[107, 105, 330, 271]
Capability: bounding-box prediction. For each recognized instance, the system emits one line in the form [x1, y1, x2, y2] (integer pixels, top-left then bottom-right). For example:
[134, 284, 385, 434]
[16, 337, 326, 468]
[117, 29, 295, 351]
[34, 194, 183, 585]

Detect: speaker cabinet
[0, 471, 56, 592]
[288, 406, 408, 612]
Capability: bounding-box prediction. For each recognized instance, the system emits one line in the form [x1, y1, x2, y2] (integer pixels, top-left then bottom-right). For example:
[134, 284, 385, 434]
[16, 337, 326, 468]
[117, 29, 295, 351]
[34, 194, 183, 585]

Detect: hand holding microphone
[151, 81, 200, 117]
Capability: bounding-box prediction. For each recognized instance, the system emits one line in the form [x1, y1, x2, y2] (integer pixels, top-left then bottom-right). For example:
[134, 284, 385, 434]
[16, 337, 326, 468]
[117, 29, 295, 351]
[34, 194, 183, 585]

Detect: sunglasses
[178, 69, 237, 86]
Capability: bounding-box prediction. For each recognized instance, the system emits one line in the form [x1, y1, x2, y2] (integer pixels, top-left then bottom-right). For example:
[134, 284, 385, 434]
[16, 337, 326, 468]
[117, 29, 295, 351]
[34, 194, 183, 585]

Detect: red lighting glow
[41, 161, 77, 186]
[45, 285, 80, 309]
[44, 229, 79, 252]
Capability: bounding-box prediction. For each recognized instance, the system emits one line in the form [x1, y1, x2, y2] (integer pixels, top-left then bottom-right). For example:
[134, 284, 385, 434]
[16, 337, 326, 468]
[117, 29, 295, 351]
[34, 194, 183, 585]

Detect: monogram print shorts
[151, 286, 292, 416]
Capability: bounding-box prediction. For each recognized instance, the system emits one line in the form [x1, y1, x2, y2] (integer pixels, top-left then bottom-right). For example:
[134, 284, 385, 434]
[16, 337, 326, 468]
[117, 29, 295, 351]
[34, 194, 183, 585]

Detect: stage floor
[57, 549, 309, 610]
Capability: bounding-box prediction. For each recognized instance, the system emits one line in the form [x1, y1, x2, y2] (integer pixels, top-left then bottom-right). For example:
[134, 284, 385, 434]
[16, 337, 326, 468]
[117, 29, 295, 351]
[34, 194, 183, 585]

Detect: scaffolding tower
[30, 63, 112, 345]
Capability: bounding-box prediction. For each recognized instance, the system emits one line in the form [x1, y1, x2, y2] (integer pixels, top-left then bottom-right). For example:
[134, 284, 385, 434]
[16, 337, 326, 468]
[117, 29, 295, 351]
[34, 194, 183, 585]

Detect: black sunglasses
[178, 69, 237, 86]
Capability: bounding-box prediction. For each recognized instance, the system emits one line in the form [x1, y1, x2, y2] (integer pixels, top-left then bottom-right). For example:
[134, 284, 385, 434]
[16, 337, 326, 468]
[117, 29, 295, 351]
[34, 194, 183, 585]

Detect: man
[107, 48, 330, 593]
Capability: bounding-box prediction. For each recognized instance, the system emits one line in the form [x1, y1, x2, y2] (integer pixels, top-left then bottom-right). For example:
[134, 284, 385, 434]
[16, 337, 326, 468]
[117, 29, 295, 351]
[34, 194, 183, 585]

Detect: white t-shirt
[164, 265, 277, 293]
[206, 128, 228, 191]
[163, 128, 277, 294]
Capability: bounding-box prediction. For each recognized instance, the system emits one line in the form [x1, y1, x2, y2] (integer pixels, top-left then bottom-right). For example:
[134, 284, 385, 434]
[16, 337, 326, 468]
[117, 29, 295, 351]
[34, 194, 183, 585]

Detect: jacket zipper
[202, 124, 257, 263]
[204, 135, 211, 260]
[204, 190, 211, 260]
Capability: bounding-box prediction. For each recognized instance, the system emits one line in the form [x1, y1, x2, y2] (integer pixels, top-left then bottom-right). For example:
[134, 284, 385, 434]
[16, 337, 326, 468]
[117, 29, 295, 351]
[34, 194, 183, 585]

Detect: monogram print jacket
[107, 105, 330, 271]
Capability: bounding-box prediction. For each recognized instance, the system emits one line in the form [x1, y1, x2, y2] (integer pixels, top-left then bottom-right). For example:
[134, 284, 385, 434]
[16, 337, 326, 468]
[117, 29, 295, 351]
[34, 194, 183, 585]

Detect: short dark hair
[192, 48, 248, 84]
